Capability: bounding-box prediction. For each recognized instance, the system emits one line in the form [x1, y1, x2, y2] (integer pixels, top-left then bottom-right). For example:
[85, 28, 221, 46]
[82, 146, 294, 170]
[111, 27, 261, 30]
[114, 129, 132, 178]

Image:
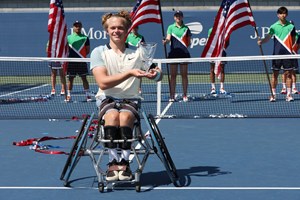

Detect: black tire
[60, 115, 89, 181]
[147, 114, 179, 186]
[98, 183, 104, 193]
[63, 182, 70, 187]
[135, 183, 141, 192]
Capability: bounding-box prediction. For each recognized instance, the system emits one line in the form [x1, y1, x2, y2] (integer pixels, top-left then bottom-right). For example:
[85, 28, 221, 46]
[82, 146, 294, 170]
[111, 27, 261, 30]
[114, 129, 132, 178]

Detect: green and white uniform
[125, 32, 145, 47]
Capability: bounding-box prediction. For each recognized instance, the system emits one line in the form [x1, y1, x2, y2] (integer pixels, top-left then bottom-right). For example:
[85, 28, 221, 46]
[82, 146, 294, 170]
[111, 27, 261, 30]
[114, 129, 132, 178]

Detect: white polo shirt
[90, 44, 146, 99]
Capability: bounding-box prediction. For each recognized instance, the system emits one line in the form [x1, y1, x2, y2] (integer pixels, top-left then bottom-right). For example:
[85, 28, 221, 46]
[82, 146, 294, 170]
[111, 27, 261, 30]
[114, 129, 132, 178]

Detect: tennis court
[1, 117, 300, 200]
[1, 56, 300, 199]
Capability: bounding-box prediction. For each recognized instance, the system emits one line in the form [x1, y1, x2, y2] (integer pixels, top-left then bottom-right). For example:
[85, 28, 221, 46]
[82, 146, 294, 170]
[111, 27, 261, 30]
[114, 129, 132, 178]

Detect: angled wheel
[146, 113, 179, 186]
[60, 115, 88, 181]
[60, 113, 95, 186]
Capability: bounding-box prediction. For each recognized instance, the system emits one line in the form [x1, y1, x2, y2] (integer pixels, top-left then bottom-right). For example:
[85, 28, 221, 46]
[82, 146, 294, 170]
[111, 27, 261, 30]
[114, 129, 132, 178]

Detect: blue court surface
[0, 117, 300, 200]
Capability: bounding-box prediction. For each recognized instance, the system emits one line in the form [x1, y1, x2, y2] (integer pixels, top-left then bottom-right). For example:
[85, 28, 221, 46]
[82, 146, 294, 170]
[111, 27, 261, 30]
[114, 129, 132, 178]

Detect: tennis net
[0, 55, 300, 119]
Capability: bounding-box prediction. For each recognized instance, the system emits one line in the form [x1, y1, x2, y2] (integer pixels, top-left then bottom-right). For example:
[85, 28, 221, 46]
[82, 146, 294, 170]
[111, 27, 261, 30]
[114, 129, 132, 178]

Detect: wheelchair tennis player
[90, 10, 162, 181]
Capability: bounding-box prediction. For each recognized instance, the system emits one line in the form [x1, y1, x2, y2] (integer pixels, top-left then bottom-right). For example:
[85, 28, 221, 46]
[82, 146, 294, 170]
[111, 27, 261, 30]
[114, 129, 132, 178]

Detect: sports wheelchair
[60, 101, 180, 192]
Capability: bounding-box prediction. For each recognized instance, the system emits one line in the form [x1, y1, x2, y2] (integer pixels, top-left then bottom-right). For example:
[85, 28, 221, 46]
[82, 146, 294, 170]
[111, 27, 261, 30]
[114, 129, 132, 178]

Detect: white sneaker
[169, 98, 175, 102]
[51, 89, 56, 96]
[220, 88, 227, 94]
[86, 95, 92, 102]
[118, 159, 132, 181]
[106, 160, 119, 181]
[292, 88, 299, 94]
[286, 95, 294, 102]
[269, 95, 276, 102]
[183, 96, 188, 102]
[210, 88, 216, 94]
[280, 88, 287, 94]
[65, 95, 71, 102]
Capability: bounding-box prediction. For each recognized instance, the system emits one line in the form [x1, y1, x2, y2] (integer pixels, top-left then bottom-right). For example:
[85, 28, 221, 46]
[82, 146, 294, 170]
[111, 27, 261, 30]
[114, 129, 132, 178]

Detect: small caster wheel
[64, 181, 70, 187]
[135, 183, 141, 192]
[98, 183, 104, 193]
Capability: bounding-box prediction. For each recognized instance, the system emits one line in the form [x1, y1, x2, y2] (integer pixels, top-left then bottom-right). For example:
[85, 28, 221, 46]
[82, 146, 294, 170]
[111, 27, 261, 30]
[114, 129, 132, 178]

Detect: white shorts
[48, 62, 62, 70]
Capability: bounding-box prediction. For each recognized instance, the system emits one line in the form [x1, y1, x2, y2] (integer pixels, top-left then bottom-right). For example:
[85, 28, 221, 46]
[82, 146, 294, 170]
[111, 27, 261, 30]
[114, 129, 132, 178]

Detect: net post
[156, 60, 162, 117]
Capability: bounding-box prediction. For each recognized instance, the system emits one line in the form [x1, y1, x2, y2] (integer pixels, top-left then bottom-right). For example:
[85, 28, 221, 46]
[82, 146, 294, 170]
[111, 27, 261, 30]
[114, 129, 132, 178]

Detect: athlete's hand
[130, 69, 148, 78]
[146, 68, 158, 78]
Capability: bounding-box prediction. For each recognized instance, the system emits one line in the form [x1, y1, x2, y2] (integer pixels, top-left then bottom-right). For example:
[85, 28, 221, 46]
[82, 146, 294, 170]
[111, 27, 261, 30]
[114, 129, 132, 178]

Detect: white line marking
[153, 187, 300, 190]
[0, 84, 49, 97]
[0, 187, 72, 190]
[1, 186, 300, 190]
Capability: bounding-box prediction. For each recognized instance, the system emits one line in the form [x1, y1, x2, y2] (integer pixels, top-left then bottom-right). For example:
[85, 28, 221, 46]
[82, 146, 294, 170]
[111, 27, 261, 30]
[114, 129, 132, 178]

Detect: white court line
[159, 94, 178, 117]
[0, 84, 49, 97]
[153, 187, 300, 190]
[1, 186, 300, 190]
[0, 187, 71, 190]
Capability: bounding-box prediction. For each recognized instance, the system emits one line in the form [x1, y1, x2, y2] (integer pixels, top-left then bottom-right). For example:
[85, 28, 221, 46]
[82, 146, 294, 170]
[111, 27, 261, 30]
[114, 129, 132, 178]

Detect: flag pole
[157, 0, 171, 97]
[256, 30, 274, 99]
[248, 0, 274, 99]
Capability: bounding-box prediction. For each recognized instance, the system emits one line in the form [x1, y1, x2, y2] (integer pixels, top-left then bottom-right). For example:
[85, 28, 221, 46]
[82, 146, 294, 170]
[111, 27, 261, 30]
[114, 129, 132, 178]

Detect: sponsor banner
[1, 10, 300, 58]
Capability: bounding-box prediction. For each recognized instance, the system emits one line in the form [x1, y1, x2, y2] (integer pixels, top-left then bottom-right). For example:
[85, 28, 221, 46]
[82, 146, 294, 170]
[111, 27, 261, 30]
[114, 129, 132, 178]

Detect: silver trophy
[139, 42, 157, 71]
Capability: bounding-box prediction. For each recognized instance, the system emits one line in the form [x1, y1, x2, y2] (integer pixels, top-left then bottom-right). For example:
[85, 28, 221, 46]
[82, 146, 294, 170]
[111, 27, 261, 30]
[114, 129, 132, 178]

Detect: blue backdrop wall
[1, 10, 300, 58]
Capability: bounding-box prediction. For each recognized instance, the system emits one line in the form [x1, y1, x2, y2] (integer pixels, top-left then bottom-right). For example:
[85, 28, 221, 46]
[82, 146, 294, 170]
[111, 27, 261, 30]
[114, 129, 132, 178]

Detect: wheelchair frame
[60, 111, 180, 192]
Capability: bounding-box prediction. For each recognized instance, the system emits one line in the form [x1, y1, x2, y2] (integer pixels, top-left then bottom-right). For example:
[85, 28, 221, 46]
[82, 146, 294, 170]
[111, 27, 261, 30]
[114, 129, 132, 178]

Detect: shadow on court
[63, 165, 231, 192]
[140, 166, 231, 187]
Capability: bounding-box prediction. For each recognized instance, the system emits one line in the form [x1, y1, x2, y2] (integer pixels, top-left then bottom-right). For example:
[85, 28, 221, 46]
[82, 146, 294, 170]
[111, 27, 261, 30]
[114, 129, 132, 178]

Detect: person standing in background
[66, 20, 91, 102]
[208, 27, 228, 95]
[257, 6, 296, 102]
[280, 20, 299, 95]
[163, 10, 192, 102]
[125, 26, 145, 47]
[46, 41, 67, 97]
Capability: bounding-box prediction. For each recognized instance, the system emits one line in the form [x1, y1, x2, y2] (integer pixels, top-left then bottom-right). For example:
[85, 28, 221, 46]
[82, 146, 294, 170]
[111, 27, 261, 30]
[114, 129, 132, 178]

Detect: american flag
[47, 0, 68, 58]
[127, 0, 162, 35]
[201, 0, 256, 77]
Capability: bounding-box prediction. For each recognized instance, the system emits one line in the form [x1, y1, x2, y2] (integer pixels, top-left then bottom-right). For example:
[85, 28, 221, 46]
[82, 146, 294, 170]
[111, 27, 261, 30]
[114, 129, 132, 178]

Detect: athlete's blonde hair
[102, 10, 132, 31]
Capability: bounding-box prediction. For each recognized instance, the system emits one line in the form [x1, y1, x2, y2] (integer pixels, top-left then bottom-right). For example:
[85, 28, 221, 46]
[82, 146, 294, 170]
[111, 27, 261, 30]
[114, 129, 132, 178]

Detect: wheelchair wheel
[147, 114, 179, 186]
[60, 115, 88, 181]
[60, 113, 94, 186]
